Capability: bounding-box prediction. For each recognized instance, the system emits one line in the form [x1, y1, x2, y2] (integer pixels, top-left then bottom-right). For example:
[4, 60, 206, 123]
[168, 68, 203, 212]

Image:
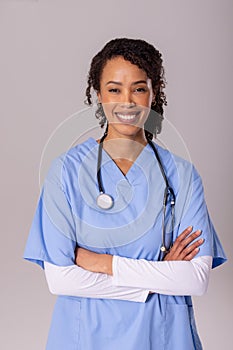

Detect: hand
[75, 247, 113, 275]
[163, 226, 204, 261]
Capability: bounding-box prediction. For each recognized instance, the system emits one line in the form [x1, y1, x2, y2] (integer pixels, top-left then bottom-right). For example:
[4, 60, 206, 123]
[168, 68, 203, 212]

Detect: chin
[108, 124, 144, 138]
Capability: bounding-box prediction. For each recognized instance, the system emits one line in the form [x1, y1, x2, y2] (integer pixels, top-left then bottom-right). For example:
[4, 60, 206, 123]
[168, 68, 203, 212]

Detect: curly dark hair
[84, 37, 167, 140]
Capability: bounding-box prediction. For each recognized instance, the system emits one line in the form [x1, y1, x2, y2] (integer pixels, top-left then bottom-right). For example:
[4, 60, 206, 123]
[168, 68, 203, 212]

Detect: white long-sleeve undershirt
[44, 255, 212, 303]
[44, 260, 149, 302]
[112, 255, 212, 296]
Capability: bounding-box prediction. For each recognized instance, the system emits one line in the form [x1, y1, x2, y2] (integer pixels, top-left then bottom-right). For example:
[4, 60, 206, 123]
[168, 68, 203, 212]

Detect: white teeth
[116, 113, 137, 120]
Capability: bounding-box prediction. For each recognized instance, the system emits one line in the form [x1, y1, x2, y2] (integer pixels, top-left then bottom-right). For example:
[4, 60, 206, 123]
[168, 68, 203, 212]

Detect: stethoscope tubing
[96, 131, 175, 253]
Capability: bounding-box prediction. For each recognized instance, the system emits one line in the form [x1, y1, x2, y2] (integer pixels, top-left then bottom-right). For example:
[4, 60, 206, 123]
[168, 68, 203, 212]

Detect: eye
[135, 87, 147, 93]
[108, 88, 120, 93]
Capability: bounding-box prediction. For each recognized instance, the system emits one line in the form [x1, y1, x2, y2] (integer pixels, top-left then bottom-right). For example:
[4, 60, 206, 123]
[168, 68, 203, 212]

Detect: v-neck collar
[87, 137, 153, 183]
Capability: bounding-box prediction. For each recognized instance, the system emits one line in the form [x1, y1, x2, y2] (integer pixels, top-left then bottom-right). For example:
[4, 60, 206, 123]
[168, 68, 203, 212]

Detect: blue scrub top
[23, 137, 227, 350]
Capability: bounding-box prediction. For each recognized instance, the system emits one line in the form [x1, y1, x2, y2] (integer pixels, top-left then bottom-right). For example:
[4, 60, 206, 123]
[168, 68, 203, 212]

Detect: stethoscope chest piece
[96, 192, 114, 210]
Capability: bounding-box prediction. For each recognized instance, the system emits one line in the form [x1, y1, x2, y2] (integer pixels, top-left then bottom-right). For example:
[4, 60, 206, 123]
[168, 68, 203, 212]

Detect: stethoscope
[96, 131, 176, 253]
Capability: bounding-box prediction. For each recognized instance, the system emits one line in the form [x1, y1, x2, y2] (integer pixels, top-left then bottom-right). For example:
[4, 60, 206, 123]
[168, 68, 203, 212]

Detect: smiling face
[97, 56, 155, 143]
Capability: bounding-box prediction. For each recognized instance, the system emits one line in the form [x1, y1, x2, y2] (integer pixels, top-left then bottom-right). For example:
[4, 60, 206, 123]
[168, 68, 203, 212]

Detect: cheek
[138, 94, 153, 106]
[101, 102, 117, 121]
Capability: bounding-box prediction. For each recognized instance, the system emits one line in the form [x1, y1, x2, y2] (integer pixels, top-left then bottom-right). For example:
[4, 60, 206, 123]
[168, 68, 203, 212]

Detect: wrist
[102, 254, 113, 275]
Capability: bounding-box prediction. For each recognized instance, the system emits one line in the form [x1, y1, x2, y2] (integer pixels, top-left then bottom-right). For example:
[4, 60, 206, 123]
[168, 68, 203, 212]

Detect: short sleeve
[23, 155, 77, 269]
[176, 166, 227, 269]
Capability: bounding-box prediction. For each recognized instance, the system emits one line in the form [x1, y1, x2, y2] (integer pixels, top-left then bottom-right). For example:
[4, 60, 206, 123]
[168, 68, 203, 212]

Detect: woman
[23, 38, 227, 349]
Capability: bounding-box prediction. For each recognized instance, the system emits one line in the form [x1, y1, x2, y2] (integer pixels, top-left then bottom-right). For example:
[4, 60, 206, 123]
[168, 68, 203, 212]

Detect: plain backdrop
[1, 0, 232, 349]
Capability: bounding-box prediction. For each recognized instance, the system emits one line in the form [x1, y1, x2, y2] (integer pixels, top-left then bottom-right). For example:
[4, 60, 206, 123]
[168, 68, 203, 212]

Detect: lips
[114, 111, 141, 123]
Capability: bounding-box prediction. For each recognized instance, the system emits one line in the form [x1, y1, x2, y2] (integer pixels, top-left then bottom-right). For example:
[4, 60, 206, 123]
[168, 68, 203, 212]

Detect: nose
[120, 90, 136, 108]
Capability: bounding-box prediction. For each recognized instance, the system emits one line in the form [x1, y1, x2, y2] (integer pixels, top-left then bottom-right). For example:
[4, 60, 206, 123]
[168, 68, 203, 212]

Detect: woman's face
[97, 56, 155, 140]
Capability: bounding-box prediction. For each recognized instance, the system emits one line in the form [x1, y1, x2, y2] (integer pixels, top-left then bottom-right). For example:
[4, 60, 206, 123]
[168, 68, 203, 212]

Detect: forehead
[100, 56, 148, 81]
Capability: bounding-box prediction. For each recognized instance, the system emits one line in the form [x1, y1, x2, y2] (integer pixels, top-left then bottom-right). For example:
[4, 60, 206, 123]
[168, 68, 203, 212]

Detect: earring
[97, 102, 105, 117]
[96, 102, 107, 127]
[151, 99, 156, 106]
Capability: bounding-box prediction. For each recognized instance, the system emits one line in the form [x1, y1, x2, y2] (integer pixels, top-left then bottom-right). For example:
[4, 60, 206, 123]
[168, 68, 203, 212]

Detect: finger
[172, 230, 202, 256]
[171, 226, 193, 250]
[183, 230, 202, 245]
[183, 248, 200, 261]
[176, 226, 193, 242]
[180, 238, 204, 259]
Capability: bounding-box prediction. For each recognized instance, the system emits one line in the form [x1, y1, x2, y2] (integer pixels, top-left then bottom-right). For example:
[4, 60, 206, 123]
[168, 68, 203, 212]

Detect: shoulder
[152, 141, 201, 186]
[60, 137, 97, 166]
[45, 137, 97, 188]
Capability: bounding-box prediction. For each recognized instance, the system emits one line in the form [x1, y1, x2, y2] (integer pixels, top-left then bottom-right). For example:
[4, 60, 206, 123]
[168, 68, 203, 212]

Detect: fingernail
[198, 238, 204, 243]
[195, 248, 200, 252]
[188, 226, 193, 230]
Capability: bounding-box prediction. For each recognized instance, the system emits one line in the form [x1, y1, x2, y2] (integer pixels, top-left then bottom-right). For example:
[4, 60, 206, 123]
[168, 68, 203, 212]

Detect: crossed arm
[44, 227, 212, 302]
[75, 226, 205, 275]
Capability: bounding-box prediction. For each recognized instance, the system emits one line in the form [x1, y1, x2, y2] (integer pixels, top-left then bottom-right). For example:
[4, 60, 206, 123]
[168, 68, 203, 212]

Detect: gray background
[1, 0, 232, 349]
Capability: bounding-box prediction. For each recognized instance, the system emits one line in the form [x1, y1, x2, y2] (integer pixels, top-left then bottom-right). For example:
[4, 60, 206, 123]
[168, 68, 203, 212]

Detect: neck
[100, 130, 148, 162]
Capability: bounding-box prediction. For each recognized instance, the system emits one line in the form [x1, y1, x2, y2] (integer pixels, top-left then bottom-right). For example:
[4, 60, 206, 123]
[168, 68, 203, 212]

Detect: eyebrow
[105, 80, 148, 86]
